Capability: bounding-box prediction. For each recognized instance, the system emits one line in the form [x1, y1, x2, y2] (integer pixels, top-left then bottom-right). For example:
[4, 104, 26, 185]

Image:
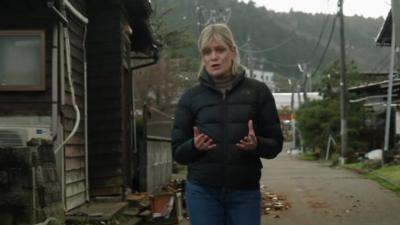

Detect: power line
[262, 58, 300, 68]
[238, 35, 294, 54]
[310, 14, 338, 77]
[304, 14, 333, 63]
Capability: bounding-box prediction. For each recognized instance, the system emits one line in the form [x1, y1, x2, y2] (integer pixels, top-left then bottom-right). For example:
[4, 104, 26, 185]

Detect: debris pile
[261, 185, 291, 217]
[126, 179, 187, 225]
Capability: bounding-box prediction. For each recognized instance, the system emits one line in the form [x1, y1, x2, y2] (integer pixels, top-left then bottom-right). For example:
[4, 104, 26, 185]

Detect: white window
[0, 30, 45, 91]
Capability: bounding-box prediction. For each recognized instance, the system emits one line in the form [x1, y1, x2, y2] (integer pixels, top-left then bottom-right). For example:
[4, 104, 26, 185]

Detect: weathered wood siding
[87, 0, 133, 197]
[0, 0, 89, 211]
[64, 0, 88, 210]
[0, 2, 52, 116]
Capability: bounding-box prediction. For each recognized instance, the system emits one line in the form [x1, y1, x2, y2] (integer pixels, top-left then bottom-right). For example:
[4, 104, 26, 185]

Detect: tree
[296, 61, 368, 160]
[133, 4, 199, 112]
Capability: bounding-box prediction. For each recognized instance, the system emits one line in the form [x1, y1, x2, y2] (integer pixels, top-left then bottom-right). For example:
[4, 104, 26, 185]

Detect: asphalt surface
[260, 151, 400, 225]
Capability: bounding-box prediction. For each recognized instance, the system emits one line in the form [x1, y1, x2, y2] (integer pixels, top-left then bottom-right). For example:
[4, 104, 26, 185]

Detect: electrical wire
[238, 35, 294, 54]
[310, 13, 338, 77]
[304, 14, 333, 63]
[262, 57, 301, 68]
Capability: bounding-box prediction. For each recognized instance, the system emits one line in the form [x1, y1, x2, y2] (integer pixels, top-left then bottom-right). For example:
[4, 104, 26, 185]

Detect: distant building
[244, 67, 276, 92]
[273, 92, 322, 110]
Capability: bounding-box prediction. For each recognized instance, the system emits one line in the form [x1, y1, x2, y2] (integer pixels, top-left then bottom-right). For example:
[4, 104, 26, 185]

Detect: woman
[171, 23, 283, 225]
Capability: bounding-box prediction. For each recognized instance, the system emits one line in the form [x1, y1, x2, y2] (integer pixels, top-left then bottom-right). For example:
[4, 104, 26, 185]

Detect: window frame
[0, 30, 46, 91]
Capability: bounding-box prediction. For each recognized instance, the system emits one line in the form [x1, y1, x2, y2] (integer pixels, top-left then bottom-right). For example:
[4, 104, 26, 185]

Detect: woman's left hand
[236, 120, 258, 151]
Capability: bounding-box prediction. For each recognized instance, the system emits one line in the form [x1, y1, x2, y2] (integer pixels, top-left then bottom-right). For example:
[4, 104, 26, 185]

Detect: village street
[260, 150, 400, 225]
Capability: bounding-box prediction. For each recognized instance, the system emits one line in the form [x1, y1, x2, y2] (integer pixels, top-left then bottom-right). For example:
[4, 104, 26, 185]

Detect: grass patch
[301, 152, 319, 161]
[369, 165, 400, 193]
[344, 162, 365, 172]
[345, 163, 400, 195]
[372, 165, 400, 182]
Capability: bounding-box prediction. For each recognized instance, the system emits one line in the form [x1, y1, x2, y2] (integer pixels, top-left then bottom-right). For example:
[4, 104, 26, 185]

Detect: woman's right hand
[193, 127, 216, 151]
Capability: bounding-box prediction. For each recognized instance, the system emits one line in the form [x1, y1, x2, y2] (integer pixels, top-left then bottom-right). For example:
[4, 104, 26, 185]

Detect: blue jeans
[186, 181, 261, 225]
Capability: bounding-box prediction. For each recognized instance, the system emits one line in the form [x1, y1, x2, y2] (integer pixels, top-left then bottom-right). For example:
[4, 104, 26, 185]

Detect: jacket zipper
[222, 89, 229, 186]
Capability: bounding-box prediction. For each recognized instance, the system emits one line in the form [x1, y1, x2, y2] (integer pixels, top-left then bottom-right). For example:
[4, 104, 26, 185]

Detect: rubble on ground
[126, 178, 186, 225]
[260, 185, 291, 217]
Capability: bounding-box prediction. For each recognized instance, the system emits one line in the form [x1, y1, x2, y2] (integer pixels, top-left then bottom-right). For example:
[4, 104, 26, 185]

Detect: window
[0, 30, 45, 91]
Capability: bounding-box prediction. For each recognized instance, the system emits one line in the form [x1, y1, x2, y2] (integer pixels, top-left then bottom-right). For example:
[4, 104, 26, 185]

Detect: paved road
[261, 152, 400, 225]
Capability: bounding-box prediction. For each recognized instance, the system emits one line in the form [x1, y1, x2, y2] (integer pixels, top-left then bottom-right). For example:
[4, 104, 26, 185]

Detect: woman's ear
[231, 46, 237, 56]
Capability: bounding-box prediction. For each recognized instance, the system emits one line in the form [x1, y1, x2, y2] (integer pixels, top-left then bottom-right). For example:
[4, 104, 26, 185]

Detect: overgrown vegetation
[295, 60, 368, 161]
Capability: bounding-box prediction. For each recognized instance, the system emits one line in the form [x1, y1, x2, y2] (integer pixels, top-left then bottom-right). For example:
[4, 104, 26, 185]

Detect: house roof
[376, 10, 392, 46]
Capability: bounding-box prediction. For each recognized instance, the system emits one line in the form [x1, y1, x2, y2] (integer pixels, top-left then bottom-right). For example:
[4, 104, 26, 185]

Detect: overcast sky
[239, 0, 391, 18]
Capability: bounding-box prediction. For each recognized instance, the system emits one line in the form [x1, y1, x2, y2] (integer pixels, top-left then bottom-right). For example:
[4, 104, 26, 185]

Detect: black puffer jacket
[171, 69, 283, 189]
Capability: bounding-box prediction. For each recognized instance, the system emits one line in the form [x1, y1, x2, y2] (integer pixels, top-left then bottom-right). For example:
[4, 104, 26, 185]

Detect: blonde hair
[198, 23, 241, 76]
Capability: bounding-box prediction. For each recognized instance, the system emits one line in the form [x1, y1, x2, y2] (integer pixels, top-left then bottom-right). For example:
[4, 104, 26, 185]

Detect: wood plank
[65, 92, 85, 107]
[66, 15, 86, 37]
[65, 145, 85, 157]
[64, 132, 85, 145]
[66, 191, 86, 210]
[70, 44, 84, 62]
[65, 157, 85, 171]
[66, 169, 86, 185]
[62, 105, 85, 119]
[66, 180, 86, 197]
[64, 119, 84, 133]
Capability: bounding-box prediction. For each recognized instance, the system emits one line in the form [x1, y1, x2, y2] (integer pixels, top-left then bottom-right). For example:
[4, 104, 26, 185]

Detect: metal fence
[139, 105, 173, 193]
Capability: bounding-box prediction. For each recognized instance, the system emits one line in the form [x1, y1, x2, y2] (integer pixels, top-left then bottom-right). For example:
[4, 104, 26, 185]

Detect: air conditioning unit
[0, 126, 51, 148]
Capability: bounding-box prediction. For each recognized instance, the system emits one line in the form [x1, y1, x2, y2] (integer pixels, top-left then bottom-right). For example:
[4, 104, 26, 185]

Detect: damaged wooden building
[0, 0, 172, 224]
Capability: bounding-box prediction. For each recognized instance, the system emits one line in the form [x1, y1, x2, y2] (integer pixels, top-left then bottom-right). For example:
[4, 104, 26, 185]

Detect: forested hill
[151, 0, 390, 80]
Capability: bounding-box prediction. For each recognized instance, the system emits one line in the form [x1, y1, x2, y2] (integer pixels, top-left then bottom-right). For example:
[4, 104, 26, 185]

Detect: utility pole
[383, 0, 398, 160]
[383, 19, 395, 157]
[195, 0, 232, 33]
[338, 0, 348, 164]
[298, 63, 309, 103]
[245, 35, 255, 78]
[289, 79, 296, 151]
[297, 83, 302, 108]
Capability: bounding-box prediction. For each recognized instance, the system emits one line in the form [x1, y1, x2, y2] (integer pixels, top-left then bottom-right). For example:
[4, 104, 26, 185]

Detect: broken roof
[124, 0, 160, 53]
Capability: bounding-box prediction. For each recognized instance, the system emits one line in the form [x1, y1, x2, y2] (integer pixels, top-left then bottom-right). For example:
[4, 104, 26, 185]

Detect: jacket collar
[199, 67, 246, 91]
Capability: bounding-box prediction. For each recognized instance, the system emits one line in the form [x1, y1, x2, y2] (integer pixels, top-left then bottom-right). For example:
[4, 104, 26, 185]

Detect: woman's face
[201, 39, 236, 78]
